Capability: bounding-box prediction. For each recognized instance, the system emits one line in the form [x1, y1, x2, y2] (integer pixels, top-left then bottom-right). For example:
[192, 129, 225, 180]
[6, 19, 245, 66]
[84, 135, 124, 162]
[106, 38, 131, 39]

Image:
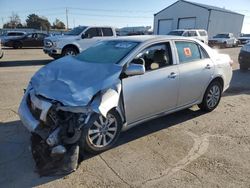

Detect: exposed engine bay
[19, 81, 122, 176]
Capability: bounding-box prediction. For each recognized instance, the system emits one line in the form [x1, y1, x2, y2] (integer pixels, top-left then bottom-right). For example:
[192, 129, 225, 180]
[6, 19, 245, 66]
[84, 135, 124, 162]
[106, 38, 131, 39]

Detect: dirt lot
[0, 47, 250, 187]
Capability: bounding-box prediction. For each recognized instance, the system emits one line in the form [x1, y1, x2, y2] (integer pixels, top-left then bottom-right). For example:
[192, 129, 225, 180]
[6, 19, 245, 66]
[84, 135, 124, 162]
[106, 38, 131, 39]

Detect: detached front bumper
[18, 88, 81, 176]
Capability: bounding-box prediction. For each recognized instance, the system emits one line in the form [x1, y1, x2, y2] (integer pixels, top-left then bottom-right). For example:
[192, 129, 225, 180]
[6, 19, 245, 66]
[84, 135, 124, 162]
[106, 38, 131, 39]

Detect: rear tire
[80, 109, 122, 154]
[198, 81, 222, 112]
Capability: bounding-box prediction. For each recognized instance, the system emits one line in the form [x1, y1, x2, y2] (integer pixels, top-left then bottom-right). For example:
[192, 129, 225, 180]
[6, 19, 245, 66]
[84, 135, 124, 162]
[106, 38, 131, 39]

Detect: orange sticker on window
[184, 48, 192, 57]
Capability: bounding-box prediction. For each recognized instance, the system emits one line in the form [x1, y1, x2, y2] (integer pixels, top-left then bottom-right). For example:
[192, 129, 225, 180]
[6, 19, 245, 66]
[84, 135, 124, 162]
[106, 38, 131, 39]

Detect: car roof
[107, 35, 195, 42]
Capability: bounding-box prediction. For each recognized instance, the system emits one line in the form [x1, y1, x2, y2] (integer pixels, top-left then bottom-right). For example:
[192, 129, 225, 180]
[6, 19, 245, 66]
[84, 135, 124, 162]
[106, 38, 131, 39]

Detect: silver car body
[19, 35, 233, 133]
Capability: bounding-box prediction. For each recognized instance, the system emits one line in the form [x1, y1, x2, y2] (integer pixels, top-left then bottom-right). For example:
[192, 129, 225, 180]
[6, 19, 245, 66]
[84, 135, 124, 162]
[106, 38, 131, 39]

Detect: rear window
[198, 31, 207, 36]
[102, 28, 113, 36]
[175, 41, 203, 63]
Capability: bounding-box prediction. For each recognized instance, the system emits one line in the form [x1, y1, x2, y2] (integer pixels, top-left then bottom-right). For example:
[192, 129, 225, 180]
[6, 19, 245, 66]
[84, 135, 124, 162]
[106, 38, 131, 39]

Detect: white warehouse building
[154, 0, 244, 38]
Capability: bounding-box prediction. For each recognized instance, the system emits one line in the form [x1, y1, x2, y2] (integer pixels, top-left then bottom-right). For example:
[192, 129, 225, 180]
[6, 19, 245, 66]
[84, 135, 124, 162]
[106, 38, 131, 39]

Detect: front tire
[62, 47, 78, 56]
[198, 81, 222, 112]
[81, 109, 122, 154]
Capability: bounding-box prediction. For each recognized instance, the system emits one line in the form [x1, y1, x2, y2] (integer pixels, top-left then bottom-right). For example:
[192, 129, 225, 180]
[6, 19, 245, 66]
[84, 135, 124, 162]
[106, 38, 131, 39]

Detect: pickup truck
[43, 26, 116, 59]
[209, 33, 238, 48]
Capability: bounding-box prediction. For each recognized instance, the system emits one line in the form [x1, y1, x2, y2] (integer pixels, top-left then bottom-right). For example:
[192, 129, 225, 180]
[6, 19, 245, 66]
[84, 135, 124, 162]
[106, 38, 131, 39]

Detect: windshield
[168, 31, 184, 36]
[76, 40, 139, 64]
[214, 34, 229, 38]
[64, 26, 87, 35]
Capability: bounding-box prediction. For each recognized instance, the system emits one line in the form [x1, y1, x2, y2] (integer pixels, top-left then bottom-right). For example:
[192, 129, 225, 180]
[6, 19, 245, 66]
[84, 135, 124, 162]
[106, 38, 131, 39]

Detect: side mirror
[81, 33, 87, 39]
[81, 33, 92, 39]
[125, 63, 145, 76]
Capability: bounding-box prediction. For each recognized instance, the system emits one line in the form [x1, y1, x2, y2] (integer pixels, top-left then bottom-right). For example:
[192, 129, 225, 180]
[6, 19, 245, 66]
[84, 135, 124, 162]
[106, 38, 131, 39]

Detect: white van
[168, 29, 208, 44]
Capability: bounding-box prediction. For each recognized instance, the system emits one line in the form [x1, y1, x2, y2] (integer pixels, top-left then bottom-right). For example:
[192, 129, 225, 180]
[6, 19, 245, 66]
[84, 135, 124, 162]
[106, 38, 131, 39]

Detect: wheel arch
[210, 76, 224, 90]
[62, 44, 80, 54]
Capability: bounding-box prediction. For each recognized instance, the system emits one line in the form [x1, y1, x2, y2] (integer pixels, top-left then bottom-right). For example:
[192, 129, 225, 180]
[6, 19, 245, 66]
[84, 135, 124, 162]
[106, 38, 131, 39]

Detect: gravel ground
[0, 47, 249, 188]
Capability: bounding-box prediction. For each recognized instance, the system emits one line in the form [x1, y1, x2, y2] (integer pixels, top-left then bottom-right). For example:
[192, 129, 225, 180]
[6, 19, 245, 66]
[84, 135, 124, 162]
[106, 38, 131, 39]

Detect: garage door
[158, 19, 173, 35]
[178, 18, 196, 29]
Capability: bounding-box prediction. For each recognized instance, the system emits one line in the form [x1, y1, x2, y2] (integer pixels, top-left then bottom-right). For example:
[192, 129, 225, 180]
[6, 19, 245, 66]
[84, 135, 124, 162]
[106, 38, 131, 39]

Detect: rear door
[175, 41, 214, 107]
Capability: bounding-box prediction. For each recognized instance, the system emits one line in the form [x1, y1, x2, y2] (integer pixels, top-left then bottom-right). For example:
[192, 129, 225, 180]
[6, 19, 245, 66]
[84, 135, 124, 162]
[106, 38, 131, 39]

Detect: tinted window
[37, 33, 46, 39]
[65, 26, 87, 35]
[242, 34, 250, 37]
[214, 34, 229, 38]
[189, 31, 198, 36]
[102, 28, 113, 36]
[76, 41, 139, 64]
[133, 43, 172, 71]
[168, 31, 184, 36]
[175, 41, 202, 63]
[199, 31, 207, 36]
[8, 32, 24, 36]
[85, 28, 101, 38]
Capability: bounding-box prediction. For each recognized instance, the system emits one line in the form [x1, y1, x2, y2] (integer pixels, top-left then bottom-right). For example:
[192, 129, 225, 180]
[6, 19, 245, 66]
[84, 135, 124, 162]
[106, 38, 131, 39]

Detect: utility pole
[66, 8, 69, 30]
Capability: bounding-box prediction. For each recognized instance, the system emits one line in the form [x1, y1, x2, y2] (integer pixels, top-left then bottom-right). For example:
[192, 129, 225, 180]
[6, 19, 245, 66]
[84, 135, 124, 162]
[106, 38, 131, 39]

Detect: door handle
[205, 64, 212, 69]
[168, 72, 177, 79]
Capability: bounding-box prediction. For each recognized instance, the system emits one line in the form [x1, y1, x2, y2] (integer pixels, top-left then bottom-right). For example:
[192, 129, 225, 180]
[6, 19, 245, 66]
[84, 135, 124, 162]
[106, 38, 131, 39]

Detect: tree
[3, 12, 22, 28]
[26, 14, 51, 31]
[52, 18, 65, 30]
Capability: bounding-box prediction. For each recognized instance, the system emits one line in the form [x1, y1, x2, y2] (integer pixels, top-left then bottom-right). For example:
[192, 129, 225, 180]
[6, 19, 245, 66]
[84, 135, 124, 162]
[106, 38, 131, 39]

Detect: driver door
[122, 42, 179, 124]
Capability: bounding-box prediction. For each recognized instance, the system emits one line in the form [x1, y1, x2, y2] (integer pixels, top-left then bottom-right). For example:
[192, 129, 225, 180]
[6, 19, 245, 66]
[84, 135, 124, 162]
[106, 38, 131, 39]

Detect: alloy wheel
[87, 114, 118, 148]
[206, 85, 221, 109]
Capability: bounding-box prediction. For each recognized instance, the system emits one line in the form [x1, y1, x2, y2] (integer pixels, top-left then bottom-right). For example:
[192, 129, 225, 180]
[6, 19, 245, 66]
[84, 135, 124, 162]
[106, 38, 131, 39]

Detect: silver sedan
[19, 36, 233, 159]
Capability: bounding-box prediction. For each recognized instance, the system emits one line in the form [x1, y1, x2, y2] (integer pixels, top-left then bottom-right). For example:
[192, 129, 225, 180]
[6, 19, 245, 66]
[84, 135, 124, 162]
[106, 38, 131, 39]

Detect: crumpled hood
[31, 56, 123, 106]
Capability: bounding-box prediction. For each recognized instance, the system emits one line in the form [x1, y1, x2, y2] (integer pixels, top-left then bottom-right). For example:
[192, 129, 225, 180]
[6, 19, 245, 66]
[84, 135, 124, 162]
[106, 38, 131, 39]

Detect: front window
[132, 43, 173, 71]
[76, 40, 139, 64]
[214, 34, 229, 39]
[64, 26, 87, 36]
[168, 31, 184, 36]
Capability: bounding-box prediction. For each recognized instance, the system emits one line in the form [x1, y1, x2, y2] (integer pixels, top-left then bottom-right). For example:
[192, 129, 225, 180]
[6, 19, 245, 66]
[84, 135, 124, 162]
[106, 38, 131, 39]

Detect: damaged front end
[18, 56, 124, 176]
[19, 84, 122, 176]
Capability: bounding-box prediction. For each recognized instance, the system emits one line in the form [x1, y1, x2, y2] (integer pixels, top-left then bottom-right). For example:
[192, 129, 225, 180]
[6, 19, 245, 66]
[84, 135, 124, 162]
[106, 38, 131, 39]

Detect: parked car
[0, 39, 3, 59]
[238, 43, 250, 70]
[3, 33, 48, 49]
[0, 31, 26, 43]
[168, 29, 208, 44]
[238, 34, 250, 45]
[209, 33, 238, 48]
[43, 26, 117, 59]
[19, 36, 232, 174]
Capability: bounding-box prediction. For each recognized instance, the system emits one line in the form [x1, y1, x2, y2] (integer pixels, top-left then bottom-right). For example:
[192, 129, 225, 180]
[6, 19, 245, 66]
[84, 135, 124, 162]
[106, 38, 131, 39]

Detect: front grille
[27, 94, 42, 120]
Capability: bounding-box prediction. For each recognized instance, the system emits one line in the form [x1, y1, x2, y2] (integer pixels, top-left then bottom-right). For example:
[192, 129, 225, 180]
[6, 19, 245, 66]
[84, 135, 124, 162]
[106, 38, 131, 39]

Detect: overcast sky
[0, 0, 249, 33]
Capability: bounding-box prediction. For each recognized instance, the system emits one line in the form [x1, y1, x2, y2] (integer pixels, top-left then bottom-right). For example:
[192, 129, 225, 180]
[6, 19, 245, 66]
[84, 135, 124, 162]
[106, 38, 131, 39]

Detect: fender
[91, 83, 122, 117]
